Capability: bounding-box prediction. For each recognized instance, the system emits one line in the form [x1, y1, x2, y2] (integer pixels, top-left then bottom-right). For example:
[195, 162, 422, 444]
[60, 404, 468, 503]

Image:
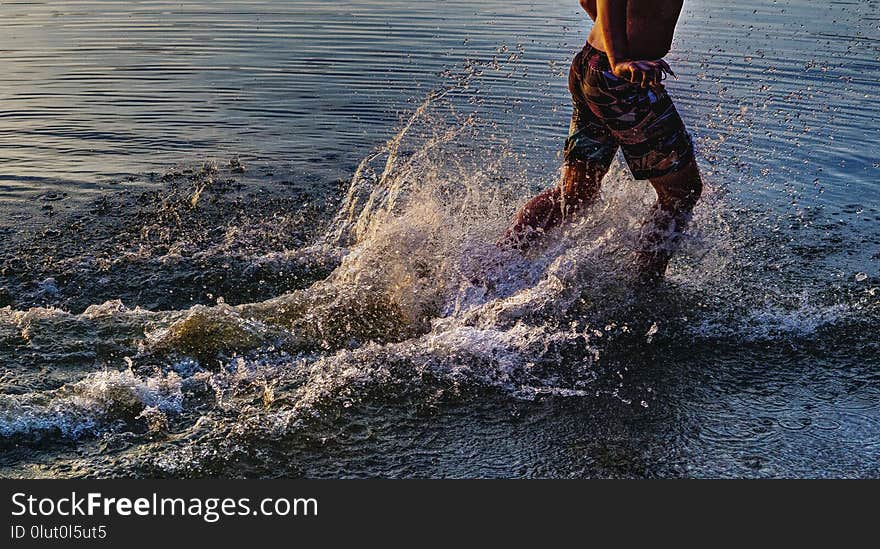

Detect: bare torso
[501, 0, 701, 274]
[581, 0, 685, 60]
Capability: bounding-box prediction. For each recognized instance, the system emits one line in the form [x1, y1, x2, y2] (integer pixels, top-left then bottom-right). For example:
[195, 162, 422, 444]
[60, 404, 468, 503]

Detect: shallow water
[0, 0, 878, 478]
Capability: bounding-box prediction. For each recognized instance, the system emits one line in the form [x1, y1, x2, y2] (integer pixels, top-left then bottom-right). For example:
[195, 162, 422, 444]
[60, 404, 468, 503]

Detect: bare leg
[637, 159, 703, 279]
[500, 160, 606, 249]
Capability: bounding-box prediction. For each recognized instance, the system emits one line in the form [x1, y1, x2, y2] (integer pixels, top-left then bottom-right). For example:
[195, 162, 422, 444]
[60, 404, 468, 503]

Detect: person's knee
[654, 160, 702, 210]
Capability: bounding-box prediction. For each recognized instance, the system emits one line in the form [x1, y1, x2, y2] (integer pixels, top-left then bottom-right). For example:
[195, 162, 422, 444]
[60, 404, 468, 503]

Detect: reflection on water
[0, 0, 878, 478]
[3, 1, 874, 204]
[0, 0, 580, 204]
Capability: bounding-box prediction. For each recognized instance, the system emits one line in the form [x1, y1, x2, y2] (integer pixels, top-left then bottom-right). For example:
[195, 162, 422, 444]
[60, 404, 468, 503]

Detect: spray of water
[1, 58, 875, 478]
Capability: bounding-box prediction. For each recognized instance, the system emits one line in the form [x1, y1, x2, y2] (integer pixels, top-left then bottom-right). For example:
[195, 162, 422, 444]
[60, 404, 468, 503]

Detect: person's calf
[636, 160, 703, 278]
[497, 186, 564, 250]
[499, 160, 605, 250]
[635, 206, 691, 279]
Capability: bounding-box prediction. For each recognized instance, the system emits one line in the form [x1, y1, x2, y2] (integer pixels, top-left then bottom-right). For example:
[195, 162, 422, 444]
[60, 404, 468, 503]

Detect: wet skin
[504, 0, 703, 278]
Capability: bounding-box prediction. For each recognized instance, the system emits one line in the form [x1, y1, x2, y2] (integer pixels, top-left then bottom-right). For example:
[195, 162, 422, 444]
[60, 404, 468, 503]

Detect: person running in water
[501, 0, 702, 279]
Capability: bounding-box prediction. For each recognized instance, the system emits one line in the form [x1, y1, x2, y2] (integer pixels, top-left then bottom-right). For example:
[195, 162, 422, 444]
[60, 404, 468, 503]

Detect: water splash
[1, 55, 877, 478]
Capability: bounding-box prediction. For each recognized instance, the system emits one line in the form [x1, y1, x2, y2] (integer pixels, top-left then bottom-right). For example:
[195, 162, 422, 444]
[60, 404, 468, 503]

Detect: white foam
[0, 370, 183, 439]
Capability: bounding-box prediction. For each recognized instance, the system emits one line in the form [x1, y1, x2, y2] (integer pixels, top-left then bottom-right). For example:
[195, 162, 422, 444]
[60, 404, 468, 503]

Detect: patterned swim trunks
[564, 44, 694, 180]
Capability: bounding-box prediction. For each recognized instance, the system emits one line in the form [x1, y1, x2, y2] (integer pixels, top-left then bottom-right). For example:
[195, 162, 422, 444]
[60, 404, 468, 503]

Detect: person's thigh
[603, 81, 694, 182]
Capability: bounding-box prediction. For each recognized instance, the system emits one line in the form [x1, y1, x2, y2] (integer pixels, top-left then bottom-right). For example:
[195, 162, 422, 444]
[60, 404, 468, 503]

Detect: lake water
[0, 0, 878, 478]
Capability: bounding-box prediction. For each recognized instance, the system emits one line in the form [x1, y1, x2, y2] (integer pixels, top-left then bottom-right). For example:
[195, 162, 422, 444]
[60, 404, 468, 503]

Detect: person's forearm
[596, 0, 629, 66]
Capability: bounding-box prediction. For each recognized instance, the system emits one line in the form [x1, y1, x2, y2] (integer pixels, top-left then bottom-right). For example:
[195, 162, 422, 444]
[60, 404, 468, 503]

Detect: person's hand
[611, 59, 675, 88]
